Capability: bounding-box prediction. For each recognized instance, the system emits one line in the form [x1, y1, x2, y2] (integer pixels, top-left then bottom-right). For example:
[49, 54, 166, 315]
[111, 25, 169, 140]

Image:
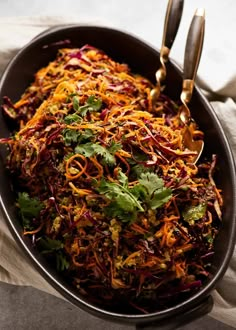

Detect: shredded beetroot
[0, 45, 222, 314]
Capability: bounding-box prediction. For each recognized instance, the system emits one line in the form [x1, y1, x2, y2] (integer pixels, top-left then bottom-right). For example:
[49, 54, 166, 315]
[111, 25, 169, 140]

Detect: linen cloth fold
[1, 16, 236, 328]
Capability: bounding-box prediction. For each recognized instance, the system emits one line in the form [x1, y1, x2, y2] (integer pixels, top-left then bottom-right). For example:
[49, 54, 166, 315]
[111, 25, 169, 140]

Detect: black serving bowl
[0, 25, 236, 329]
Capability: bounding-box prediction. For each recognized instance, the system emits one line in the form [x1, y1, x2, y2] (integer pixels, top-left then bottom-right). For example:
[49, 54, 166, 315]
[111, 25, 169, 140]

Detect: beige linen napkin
[1, 16, 236, 328]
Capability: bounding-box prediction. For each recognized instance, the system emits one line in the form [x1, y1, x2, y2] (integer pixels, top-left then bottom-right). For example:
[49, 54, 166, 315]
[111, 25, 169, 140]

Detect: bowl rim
[0, 24, 236, 323]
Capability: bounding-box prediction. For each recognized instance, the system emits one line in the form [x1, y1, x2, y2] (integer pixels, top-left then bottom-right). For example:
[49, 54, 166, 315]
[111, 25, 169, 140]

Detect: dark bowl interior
[0, 25, 236, 324]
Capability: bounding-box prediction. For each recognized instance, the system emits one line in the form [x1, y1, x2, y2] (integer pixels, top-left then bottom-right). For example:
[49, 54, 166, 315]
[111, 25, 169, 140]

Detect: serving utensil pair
[151, 0, 205, 164]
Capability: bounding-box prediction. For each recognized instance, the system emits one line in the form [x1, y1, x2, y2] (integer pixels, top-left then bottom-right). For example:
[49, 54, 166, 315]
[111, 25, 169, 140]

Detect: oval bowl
[0, 25, 236, 328]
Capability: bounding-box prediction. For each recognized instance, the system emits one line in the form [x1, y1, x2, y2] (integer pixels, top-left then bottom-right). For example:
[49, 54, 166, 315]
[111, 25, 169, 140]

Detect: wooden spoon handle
[181, 8, 205, 103]
[162, 0, 184, 55]
[156, 0, 184, 85]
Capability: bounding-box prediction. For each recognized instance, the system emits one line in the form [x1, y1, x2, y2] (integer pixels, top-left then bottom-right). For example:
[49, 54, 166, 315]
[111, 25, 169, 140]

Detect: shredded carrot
[1, 44, 223, 314]
[65, 154, 88, 179]
[23, 222, 44, 235]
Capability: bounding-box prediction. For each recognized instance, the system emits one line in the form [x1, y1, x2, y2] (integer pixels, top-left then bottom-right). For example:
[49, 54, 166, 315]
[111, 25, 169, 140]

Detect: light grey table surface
[0, 0, 235, 329]
[0, 0, 234, 71]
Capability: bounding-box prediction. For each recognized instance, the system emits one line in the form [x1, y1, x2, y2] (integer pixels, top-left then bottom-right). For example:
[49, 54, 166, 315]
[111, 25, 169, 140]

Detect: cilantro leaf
[98, 177, 123, 199]
[63, 128, 93, 146]
[72, 96, 80, 111]
[78, 129, 94, 143]
[131, 164, 152, 179]
[63, 129, 81, 146]
[18, 192, 44, 229]
[86, 95, 102, 111]
[131, 151, 148, 162]
[108, 141, 122, 154]
[75, 142, 96, 157]
[64, 113, 82, 124]
[77, 95, 102, 116]
[97, 174, 144, 221]
[206, 234, 214, 244]
[130, 184, 147, 200]
[150, 189, 173, 209]
[139, 173, 164, 196]
[64, 152, 74, 160]
[104, 201, 137, 222]
[182, 203, 207, 224]
[56, 251, 70, 271]
[38, 238, 69, 272]
[75, 142, 116, 165]
[38, 237, 63, 253]
[101, 149, 116, 165]
[137, 173, 172, 210]
[117, 170, 128, 188]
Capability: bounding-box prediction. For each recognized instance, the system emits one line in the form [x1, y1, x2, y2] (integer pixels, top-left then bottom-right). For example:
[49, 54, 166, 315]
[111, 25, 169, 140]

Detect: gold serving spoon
[151, 0, 184, 105]
[179, 8, 205, 164]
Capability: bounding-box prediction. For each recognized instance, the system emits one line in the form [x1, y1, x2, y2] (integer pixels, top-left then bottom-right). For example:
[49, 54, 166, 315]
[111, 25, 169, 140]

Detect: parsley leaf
[137, 173, 172, 210]
[182, 203, 207, 224]
[18, 192, 44, 229]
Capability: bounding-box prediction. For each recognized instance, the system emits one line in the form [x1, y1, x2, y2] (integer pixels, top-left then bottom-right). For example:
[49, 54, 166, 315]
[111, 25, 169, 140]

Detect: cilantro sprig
[38, 237, 63, 252]
[38, 237, 69, 272]
[137, 173, 173, 210]
[97, 171, 144, 221]
[97, 171, 172, 222]
[75, 141, 121, 166]
[63, 128, 94, 146]
[18, 192, 44, 230]
[63, 129, 81, 146]
[72, 95, 102, 116]
[64, 113, 82, 124]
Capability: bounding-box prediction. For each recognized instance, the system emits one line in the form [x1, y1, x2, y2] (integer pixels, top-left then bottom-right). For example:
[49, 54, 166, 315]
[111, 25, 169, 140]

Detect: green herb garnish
[64, 113, 82, 124]
[38, 237, 63, 252]
[63, 129, 81, 146]
[18, 192, 44, 230]
[136, 173, 172, 210]
[75, 141, 121, 165]
[73, 95, 102, 116]
[72, 96, 80, 111]
[38, 237, 69, 272]
[97, 171, 144, 222]
[182, 203, 207, 224]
